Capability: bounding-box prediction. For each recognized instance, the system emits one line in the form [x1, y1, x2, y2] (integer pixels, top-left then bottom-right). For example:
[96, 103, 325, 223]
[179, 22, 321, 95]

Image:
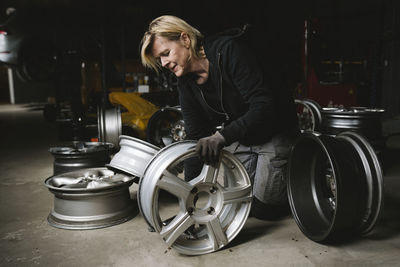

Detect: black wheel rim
[287, 131, 384, 242]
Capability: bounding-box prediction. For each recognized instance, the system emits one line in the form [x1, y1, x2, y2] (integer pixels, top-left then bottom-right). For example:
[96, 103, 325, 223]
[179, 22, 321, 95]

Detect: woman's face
[151, 34, 191, 77]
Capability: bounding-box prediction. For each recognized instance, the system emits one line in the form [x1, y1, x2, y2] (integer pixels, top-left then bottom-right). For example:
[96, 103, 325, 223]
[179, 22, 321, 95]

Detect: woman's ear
[180, 32, 191, 48]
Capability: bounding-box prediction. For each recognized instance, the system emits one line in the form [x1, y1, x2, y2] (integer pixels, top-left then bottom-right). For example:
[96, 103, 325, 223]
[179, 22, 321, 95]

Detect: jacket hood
[203, 26, 248, 62]
[177, 26, 246, 86]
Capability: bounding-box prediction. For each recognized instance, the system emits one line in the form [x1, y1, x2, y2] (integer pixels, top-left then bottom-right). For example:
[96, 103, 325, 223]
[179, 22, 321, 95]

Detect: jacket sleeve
[219, 39, 277, 145]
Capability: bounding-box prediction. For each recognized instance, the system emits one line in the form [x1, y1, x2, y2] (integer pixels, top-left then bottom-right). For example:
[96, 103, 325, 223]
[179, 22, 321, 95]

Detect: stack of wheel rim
[45, 135, 161, 231]
[287, 131, 384, 242]
[320, 107, 386, 152]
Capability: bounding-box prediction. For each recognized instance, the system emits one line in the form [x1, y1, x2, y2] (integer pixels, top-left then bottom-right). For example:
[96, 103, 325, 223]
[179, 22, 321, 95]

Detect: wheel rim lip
[44, 167, 135, 192]
[47, 211, 136, 230]
[49, 142, 114, 155]
[138, 141, 252, 255]
[107, 135, 160, 178]
[303, 98, 322, 129]
[337, 131, 384, 234]
[97, 105, 105, 142]
[105, 106, 122, 148]
[321, 108, 385, 118]
[287, 133, 338, 241]
[322, 107, 385, 113]
[97, 106, 122, 148]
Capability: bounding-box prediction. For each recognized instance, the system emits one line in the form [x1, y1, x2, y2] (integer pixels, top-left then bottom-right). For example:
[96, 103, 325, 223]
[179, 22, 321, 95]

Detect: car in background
[0, 7, 19, 65]
[0, 6, 59, 82]
[0, 5, 108, 84]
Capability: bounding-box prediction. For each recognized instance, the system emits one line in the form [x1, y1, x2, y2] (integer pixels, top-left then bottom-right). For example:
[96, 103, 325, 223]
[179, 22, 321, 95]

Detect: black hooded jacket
[177, 27, 298, 146]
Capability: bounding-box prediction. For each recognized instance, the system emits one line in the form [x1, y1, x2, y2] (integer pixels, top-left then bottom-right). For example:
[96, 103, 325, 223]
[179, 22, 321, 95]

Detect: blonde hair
[140, 15, 204, 72]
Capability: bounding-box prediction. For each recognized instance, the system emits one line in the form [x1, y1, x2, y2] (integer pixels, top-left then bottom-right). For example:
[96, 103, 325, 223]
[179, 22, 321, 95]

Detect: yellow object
[109, 92, 159, 136]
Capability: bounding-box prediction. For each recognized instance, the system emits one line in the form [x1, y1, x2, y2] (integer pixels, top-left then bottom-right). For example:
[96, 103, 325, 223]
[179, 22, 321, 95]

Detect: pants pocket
[260, 158, 288, 205]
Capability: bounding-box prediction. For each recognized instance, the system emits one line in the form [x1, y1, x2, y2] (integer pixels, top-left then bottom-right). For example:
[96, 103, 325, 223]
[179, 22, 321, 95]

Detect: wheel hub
[187, 184, 223, 222]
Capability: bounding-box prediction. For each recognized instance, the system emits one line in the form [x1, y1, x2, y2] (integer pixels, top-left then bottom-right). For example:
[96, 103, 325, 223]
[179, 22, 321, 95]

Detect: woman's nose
[160, 57, 168, 67]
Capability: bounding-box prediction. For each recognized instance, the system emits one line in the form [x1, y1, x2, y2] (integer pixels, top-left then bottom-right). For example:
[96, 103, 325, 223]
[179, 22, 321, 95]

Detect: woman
[140, 15, 299, 219]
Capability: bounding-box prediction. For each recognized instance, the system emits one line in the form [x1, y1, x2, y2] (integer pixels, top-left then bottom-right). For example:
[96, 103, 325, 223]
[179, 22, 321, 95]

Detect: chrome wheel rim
[138, 141, 252, 255]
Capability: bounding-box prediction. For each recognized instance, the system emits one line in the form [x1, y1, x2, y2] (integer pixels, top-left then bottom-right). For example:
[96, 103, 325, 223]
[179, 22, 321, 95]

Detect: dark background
[0, 0, 399, 118]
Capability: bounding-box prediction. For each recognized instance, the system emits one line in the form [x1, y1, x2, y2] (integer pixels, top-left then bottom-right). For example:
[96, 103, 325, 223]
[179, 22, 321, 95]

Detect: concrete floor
[0, 103, 399, 267]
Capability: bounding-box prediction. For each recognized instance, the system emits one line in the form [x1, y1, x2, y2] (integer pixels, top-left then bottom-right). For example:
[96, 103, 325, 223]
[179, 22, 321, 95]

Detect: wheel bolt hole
[209, 186, 217, 193]
[191, 187, 198, 194]
[207, 207, 215, 214]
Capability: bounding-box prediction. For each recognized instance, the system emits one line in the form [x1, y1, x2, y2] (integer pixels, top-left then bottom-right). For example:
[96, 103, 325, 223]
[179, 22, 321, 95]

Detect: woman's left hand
[195, 131, 226, 165]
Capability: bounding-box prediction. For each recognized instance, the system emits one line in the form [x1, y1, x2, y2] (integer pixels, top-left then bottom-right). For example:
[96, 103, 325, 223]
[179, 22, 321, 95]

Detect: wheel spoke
[157, 170, 192, 200]
[206, 217, 228, 250]
[223, 185, 252, 204]
[160, 212, 195, 247]
[201, 164, 220, 184]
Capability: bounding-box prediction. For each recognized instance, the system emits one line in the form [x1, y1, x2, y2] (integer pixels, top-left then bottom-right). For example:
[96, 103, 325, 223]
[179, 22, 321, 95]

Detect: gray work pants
[225, 133, 295, 206]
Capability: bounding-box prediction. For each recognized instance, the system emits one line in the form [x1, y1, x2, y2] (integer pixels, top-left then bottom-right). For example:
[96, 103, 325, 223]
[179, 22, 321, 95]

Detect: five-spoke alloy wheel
[138, 141, 252, 255]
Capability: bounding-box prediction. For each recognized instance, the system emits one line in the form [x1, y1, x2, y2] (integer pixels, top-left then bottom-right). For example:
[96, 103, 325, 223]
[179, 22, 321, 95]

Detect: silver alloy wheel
[97, 105, 122, 148]
[138, 141, 252, 255]
[44, 167, 136, 230]
[106, 135, 160, 178]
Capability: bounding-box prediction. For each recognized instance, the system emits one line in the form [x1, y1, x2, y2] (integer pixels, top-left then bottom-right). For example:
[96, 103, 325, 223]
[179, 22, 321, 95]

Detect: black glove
[195, 131, 226, 165]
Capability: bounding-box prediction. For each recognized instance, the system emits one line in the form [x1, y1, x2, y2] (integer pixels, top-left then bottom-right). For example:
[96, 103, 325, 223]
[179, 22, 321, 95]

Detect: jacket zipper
[196, 84, 226, 117]
[217, 52, 230, 121]
[194, 52, 230, 122]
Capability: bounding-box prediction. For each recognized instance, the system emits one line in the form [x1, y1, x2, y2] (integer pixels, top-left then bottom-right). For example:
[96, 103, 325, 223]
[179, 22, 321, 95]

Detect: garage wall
[381, 1, 400, 118]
